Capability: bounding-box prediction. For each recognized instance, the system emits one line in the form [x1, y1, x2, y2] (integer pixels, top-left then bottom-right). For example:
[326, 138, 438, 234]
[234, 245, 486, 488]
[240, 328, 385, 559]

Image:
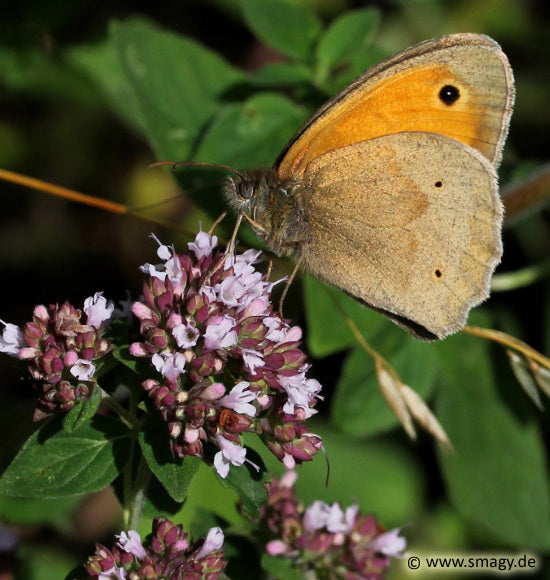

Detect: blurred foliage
[0, 0, 550, 578]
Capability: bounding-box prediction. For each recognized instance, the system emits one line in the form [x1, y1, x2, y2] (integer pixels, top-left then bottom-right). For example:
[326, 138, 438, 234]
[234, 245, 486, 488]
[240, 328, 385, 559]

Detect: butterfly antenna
[149, 160, 245, 180]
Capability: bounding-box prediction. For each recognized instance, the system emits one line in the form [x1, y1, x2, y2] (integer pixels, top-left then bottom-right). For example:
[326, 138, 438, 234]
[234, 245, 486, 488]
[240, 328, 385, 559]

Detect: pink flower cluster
[130, 231, 322, 478]
[262, 471, 407, 579]
[0, 293, 113, 419]
[84, 517, 226, 579]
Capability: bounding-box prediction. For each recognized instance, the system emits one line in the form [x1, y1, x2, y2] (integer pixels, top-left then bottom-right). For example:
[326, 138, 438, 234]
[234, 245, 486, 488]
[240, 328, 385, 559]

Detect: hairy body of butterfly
[224, 169, 312, 254]
[224, 33, 514, 341]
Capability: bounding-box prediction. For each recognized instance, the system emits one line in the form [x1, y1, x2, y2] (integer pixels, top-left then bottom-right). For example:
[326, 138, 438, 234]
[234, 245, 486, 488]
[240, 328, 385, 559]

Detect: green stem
[98, 387, 141, 430]
[125, 454, 152, 531]
[95, 387, 150, 529]
[120, 433, 152, 530]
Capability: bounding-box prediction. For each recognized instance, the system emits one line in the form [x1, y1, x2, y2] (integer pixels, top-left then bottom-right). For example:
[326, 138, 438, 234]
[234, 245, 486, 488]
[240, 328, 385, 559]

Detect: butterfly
[222, 33, 514, 340]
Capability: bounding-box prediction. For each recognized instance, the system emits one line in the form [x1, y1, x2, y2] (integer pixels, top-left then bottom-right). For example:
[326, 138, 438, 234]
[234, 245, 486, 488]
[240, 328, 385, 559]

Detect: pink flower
[259, 472, 406, 579]
[69, 359, 96, 381]
[188, 229, 218, 260]
[213, 435, 247, 478]
[152, 352, 187, 382]
[151, 233, 172, 261]
[369, 527, 408, 558]
[218, 276, 247, 307]
[0, 320, 24, 356]
[266, 540, 289, 556]
[84, 292, 114, 328]
[131, 231, 322, 473]
[116, 530, 147, 560]
[84, 517, 227, 578]
[303, 500, 330, 532]
[220, 381, 257, 416]
[195, 527, 224, 559]
[241, 349, 265, 374]
[283, 453, 295, 470]
[172, 320, 200, 348]
[279, 372, 322, 418]
[326, 503, 358, 533]
[203, 315, 237, 350]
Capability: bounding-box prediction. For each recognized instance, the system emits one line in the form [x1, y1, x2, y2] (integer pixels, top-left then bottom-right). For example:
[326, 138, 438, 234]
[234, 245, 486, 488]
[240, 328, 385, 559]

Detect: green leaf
[241, 0, 322, 61]
[0, 415, 131, 498]
[434, 328, 550, 549]
[62, 385, 102, 433]
[261, 553, 304, 580]
[110, 18, 244, 161]
[177, 92, 307, 221]
[139, 414, 200, 502]
[322, 44, 389, 96]
[18, 544, 78, 580]
[105, 318, 130, 347]
[315, 7, 380, 80]
[220, 448, 268, 519]
[331, 328, 439, 436]
[303, 276, 387, 357]
[0, 494, 81, 527]
[250, 62, 313, 87]
[0, 46, 100, 105]
[195, 92, 307, 169]
[171, 462, 243, 529]
[296, 424, 423, 526]
[66, 38, 145, 133]
[113, 344, 141, 373]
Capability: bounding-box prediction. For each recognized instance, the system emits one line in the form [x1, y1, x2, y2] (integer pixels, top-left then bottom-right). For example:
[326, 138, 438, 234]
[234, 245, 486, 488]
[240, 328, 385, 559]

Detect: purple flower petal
[83, 292, 114, 328]
[370, 527, 408, 558]
[204, 315, 237, 350]
[195, 526, 224, 559]
[220, 381, 257, 416]
[116, 530, 147, 560]
[0, 320, 24, 356]
[69, 359, 96, 381]
[214, 435, 247, 478]
[172, 320, 200, 348]
[152, 352, 186, 382]
[188, 229, 217, 260]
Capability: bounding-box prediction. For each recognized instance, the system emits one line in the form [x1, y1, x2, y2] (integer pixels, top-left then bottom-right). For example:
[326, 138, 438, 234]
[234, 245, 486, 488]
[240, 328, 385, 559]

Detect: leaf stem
[125, 454, 152, 531]
[98, 387, 141, 430]
[464, 326, 550, 370]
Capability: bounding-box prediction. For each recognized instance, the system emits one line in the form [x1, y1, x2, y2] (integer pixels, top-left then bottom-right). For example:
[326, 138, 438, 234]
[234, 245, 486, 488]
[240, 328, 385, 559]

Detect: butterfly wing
[298, 132, 502, 339]
[276, 33, 514, 179]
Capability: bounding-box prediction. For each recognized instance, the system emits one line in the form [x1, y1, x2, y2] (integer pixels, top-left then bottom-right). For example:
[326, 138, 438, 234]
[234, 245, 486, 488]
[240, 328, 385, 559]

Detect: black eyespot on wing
[439, 85, 460, 106]
[434, 268, 443, 279]
[434, 180, 443, 188]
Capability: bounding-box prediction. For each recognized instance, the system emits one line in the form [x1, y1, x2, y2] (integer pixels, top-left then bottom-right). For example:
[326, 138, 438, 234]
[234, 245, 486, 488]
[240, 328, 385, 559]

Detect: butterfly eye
[239, 181, 255, 200]
[438, 84, 460, 106]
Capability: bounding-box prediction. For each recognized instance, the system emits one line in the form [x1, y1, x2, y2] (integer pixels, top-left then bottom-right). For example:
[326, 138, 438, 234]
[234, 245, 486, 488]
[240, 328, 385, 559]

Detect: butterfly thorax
[223, 169, 311, 257]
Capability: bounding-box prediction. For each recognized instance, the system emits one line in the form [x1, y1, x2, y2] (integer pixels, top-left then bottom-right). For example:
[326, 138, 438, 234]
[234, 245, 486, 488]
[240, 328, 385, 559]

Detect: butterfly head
[223, 169, 278, 240]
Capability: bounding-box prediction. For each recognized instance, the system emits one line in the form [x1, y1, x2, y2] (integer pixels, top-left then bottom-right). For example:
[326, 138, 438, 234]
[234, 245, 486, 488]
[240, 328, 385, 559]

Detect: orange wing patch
[277, 64, 493, 179]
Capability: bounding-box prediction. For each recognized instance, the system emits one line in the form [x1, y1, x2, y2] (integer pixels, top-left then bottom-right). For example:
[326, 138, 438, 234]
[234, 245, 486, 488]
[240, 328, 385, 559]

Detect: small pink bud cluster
[84, 517, 226, 579]
[130, 232, 323, 477]
[0, 293, 113, 420]
[261, 471, 408, 579]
